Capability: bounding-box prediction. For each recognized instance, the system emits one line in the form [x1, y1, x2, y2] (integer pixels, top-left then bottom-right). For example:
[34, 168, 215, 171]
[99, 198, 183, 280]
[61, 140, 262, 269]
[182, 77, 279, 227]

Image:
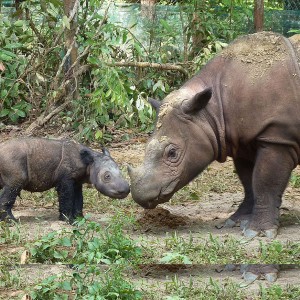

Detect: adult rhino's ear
[182, 87, 212, 114]
[148, 97, 161, 114]
[101, 147, 110, 156]
[80, 149, 94, 165]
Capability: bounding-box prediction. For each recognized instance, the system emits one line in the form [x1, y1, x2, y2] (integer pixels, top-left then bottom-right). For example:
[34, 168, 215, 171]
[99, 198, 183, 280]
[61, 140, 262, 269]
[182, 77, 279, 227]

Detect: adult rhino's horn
[127, 164, 134, 178]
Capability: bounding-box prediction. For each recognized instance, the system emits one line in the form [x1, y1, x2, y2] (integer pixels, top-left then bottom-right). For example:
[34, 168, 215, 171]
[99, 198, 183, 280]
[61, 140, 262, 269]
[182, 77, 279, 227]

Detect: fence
[1, 1, 300, 39]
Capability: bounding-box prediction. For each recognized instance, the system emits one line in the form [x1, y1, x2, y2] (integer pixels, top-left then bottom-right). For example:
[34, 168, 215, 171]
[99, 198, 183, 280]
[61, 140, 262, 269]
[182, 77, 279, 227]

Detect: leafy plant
[0, 221, 21, 245]
[27, 215, 142, 265]
[259, 240, 300, 264]
[259, 284, 300, 300]
[0, 267, 22, 289]
[30, 274, 72, 300]
[290, 172, 300, 188]
[29, 266, 142, 300]
[0, 17, 33, 123]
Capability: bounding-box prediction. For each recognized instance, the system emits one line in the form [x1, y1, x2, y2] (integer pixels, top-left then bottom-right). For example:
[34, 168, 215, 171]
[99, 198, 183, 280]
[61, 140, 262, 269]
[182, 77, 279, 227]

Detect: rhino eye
[168, 148, 177, 159]
[103, 171, 111, 182]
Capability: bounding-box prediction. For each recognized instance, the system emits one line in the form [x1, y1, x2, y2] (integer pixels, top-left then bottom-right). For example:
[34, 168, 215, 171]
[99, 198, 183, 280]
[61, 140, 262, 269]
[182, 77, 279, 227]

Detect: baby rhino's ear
[80, 149, 94, 165]
[101, 147, 110, 157]
[148, 97, 161, 114]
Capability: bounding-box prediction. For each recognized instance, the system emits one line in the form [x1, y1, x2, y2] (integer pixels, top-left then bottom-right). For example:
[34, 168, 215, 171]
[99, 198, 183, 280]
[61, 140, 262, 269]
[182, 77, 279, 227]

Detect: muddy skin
[0, 137, 130, 223]
[129, 32, 300, 240]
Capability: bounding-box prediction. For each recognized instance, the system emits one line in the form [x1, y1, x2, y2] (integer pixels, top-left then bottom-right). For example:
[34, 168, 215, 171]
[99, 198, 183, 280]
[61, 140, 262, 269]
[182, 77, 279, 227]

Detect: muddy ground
[0, 131, 300, 299]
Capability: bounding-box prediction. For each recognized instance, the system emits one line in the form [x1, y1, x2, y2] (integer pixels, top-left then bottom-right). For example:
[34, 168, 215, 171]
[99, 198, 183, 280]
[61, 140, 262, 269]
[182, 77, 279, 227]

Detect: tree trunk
[63, 0, 79, 99]
[15, 0, 25, 19]
[141, 0, 156, 21]
[186, 2, 206, 60]
[254, 0, 264, 32]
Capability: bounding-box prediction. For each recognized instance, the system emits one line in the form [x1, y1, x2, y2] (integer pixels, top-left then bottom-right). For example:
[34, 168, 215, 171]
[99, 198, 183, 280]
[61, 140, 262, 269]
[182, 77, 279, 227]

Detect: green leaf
[14, 20, 24, 27]
[61, 237, 72, 247]
[16, 110, 26, 117]
[62, 15, 70, 30]
[0, 108, 9, 118]
[61, 280, 72, 291]
[4, 43, 23, 49]
[95, 130, 103, 140]
[53, 251, 64, 259]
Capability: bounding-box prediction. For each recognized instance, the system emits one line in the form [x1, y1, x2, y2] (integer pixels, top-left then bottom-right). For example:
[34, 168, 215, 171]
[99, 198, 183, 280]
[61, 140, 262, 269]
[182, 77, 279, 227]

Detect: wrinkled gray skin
[0, 137, 130, 223]
[129, 32, 300, 240]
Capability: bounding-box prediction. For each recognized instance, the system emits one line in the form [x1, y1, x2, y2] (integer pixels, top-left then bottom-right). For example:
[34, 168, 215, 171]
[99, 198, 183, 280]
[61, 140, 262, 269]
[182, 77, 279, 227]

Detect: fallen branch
[25, 101, 71, 135]
[106, 61, 189, 76]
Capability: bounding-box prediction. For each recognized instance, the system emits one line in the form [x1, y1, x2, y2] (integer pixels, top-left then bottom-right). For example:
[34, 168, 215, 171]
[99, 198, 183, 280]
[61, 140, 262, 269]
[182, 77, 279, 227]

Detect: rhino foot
[224, 218, 237, 228]
[242, 265, 279, 283]
[59, 213, 74, 224]
[0, 210, 18, 223]
[243, 271, 259, 282]
[243, 228, 259, 238]
[243, 227, 278, 239]
[264, 228, 278, 239]
[224, 212, 252, 228]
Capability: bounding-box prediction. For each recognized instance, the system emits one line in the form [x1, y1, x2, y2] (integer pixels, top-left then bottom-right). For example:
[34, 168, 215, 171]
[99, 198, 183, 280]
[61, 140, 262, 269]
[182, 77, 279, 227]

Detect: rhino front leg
[243, 144, 295, 238]
[72, 183, 83, 219]
[242, 264, 280, 282]
[56, 178, 76, 223]
[0, 186, 21, 222]
[225, 158, 254, 228]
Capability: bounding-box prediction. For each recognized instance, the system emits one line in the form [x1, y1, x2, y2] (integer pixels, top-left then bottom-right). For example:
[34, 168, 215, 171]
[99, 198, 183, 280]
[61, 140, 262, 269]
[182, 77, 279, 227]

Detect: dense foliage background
[0, 0, 298, 141]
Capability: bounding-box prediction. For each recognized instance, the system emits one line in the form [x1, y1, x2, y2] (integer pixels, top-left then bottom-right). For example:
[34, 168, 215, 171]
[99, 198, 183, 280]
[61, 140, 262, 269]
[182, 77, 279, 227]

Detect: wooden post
[254, 0, 264, 32]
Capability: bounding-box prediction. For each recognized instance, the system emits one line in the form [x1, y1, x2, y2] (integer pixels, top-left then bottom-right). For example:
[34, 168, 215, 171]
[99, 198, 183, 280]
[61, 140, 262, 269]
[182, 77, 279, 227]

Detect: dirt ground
[0, 130, 300, 298]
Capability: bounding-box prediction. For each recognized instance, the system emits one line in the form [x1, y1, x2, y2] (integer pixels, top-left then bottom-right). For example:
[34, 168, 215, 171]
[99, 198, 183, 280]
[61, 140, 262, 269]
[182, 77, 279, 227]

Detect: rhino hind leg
[0, 186, 21, 222]
[56, 178, 76, 223]
[225, 158, 254, 229]
[243, 144, 295, 238]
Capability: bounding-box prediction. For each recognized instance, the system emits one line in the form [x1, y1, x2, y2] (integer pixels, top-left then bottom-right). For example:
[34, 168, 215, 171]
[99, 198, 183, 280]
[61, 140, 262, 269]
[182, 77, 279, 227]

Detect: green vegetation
[154, 232, 299, 264]
[27, 215, 141, 265]
[1, 1, 300, 299]
[0, 0, 263, 141]
[28, 266, 142, 300]
[0, 221, 21, 245]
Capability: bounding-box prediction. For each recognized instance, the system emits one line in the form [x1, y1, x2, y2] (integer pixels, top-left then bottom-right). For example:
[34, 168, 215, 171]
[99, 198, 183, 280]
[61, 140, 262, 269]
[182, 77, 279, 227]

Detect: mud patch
[137, 207, 188, 230]
[221, 31, 291, 81]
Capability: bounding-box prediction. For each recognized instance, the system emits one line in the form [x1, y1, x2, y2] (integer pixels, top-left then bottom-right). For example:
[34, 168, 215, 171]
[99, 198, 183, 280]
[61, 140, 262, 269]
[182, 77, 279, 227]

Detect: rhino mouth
[142, 193, 173, 209]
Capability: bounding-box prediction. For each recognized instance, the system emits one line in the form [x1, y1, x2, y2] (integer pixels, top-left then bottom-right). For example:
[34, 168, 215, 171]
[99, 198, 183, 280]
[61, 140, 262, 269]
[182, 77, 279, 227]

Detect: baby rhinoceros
[0, 137, 130, 223]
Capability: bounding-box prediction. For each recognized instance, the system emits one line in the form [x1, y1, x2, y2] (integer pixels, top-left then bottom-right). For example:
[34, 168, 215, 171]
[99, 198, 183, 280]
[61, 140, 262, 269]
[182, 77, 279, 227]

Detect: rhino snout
[115, 181, 130, 199]
[99, 179, 130, 199]
[128, 165, 166, 208]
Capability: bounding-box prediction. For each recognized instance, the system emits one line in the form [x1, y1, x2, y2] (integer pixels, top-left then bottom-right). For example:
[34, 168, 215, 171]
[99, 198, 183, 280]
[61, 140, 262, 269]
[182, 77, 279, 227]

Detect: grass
[142, 275, 300, 300]
[1, 159, 299, 298]
[143, 232, 299, 265]
[0, 221, 22, 245]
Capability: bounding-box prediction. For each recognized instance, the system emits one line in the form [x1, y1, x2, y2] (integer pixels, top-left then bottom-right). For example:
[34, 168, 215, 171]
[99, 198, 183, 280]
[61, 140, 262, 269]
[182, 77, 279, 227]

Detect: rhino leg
[225, 158, 254, 228]
[56, 178, 76, 223]
[243, 145, 294, 238]
[72, 183, 83, 219]
[242, 264, 279, 283]
[0, 186, 21, 222]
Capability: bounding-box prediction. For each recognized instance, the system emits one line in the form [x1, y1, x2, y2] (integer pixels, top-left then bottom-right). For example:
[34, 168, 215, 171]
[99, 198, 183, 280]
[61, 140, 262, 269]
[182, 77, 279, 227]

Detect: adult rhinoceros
[128, 31, 300, 240]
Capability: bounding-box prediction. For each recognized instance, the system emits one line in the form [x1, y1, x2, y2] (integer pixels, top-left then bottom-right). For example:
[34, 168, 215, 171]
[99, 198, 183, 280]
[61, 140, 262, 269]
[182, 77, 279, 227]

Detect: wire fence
[1, 1, 300, 38]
